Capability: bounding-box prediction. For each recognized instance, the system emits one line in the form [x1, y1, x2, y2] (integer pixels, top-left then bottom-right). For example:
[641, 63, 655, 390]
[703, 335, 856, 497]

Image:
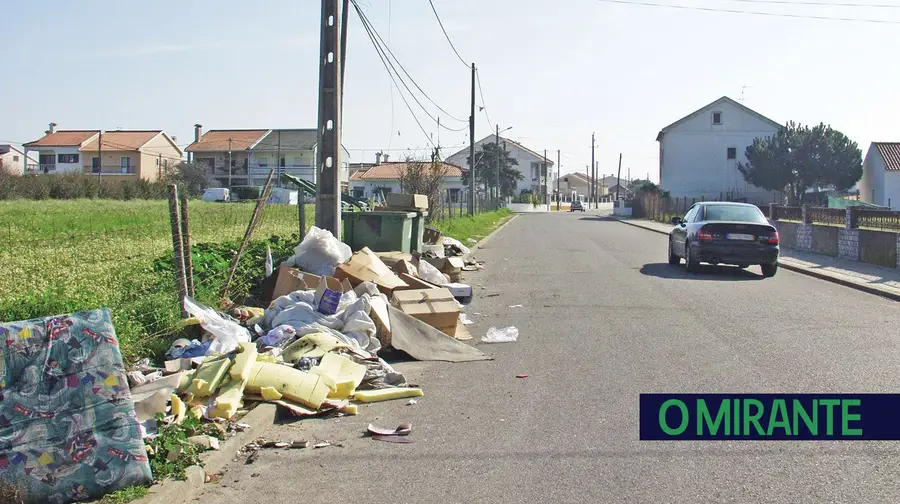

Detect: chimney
[194, 124, 202, 143]
[375, 151, 382, 165]
[47, 122, 58, 135]
[171, 136, 177, 144]
[383, 153, 390, 163]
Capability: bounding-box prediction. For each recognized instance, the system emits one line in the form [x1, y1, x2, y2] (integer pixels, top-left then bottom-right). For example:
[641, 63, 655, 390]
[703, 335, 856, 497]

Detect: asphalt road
[199, 211, 900, 504]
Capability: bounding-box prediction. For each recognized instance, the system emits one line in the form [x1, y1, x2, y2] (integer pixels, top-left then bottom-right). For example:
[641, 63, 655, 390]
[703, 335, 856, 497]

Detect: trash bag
[443, 236, 471, 256]
[283, 226, 352, 276]
[265, 245, 274, 277]
[482, 326, 518, 343]
[183, 297, 252, 354]
[417, 260, 448, 285]
[421, 243, 445, 258]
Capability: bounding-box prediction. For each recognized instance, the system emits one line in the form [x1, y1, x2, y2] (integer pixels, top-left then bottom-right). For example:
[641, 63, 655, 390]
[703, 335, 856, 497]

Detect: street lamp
[495, 125, 512, 208]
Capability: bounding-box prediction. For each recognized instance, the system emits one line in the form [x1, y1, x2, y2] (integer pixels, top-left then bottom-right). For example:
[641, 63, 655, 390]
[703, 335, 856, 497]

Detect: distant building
[657, 96, 780, 202]
[348, 161, 465, 202]
[858, 142, 900, 209]
[0, 145, 38, 175]
[444, 136, 554, 196]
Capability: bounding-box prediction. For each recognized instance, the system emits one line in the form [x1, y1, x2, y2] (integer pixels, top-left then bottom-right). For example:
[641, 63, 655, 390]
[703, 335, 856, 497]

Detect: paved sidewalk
[611, 216, 900, 301]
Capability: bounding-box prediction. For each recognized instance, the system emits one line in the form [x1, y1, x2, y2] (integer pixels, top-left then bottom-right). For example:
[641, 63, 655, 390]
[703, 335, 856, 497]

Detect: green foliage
[0, 172, 185, 201]
[433, 208, 512, 244]
[98, 485, 149, 504]
[512, 190, 541, 205]
[146, 413, 224, 481]
[462, 142, 524, 197]
[738, 122, 863, 205]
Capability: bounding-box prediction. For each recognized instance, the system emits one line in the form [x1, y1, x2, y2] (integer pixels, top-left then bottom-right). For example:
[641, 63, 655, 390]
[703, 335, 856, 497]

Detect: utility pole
[276, 130, 282, 188]
[542, 149, 548, 208]
[228, 137, 233, 189]
[316, 0, 343, 234]
[97, 130, 102, 183]
[495, 124, 500, 209]
[468, 62, 476, 215]
[590, 132, 596, 209]
[615, 153, 623, 202]
[556, 149, 560, 211]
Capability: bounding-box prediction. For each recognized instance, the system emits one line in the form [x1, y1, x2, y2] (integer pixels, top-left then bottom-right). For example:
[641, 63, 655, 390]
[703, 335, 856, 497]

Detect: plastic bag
[421, 243, 445, 259]
[284, 226, 352, 276]
[260, 325, 297, 347]
[265, 245, 274, 277]
[417, 260, 448, 285]
[481, 326, 518, 343]
[183, 297, 252, 354]
[443, 236, 471, 256]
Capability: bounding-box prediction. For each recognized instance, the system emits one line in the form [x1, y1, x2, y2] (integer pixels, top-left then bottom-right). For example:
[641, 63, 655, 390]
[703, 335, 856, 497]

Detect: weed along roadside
[0, 194, 514, 504]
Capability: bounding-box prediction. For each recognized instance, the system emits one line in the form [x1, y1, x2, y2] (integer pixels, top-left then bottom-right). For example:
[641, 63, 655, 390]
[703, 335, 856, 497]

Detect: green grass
[434, 208, 513, 244]
[0, 199, 312, 362]
[96, 485, 149, 504]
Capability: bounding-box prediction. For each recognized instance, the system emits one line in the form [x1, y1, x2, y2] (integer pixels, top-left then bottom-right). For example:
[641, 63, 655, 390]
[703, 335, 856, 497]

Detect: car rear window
[703, 205, 767, 223]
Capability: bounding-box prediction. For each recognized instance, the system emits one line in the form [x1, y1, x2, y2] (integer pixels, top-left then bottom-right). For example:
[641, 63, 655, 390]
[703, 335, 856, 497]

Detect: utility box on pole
[315, 0, 343, 236]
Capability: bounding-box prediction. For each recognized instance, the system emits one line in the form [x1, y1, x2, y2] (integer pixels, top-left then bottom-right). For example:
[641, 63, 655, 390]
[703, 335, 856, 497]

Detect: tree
[161, 161, 212, 196]
[461, 142, 523, 198]
[738, 122, 862, 205]
[397, 157, 450, 221]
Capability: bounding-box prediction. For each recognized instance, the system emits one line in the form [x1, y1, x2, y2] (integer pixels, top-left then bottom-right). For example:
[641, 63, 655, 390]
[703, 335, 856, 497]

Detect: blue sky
[2, 0, 899, 182]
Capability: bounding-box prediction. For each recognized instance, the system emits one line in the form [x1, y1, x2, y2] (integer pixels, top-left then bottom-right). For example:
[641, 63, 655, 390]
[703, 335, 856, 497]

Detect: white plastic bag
[482, 326, 518, 343]
[284, 226, 352, 276]
[417, 260, 448, 285]
[421, 243, 445, 258]
[443, 236, 471, 256]
[265, 245, 274, 277]
[183, 297, 251, 354]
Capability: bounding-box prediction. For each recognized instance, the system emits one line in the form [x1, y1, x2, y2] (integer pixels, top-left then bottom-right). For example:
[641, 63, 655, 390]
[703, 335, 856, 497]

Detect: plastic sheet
[482, 326, 519, 343]
[183, 297, 251, 355]
[443, 236, 471, 256]
[417, 260, 448, 285]
[283, 226, 352, 276]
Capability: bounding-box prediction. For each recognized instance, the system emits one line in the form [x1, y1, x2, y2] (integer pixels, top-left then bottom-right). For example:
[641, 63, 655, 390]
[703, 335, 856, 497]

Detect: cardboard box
[335, 247, 408, 295]
[394, 272, 441, 291]
[391, 288, 460, 336]
[393, 259, 418, 276]
[263, 265, 322, 304]
[423, 226, 442, 245]
[315, 275, 350, 315]
[444, 282, 473, 303]
[375, 251, 414, 269]
[425, 256, 465, 282]
[386, 193, 428, 211]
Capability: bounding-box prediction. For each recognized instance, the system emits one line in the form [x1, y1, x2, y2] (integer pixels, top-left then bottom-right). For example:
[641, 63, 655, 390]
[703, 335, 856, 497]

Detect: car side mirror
[671, 217, 681, 224]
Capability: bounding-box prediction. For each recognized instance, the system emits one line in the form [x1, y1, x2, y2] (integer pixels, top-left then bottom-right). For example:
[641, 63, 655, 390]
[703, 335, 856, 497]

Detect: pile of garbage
[129, 224, 492, 439]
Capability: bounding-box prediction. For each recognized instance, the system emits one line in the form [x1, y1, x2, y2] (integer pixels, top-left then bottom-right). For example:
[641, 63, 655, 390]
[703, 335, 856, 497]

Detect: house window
[352, 187, 364, 198]
[259, 158, 268, 168]
[12, 155, 19, 162]
[727, 147, 737, 160]
[712, 111, 723, 125]
[120, 157, 131, 173]
[58, 153, 79, 163]
[91, 157, 100, 173]
[531, 162, 540, 181]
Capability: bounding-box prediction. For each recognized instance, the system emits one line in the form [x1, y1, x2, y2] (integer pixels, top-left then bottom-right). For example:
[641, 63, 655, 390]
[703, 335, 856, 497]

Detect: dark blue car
[668, 202, 780, 277]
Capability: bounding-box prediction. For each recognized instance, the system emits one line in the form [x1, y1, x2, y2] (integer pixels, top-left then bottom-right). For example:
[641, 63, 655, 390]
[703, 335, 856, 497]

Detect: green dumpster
[343, 211, 421, 253]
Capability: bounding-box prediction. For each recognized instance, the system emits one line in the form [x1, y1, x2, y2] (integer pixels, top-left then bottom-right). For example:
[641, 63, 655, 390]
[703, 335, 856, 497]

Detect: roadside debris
[482, 326, 519, 343]
[516, 374, 529, 379]
[367, 423, 412, 436]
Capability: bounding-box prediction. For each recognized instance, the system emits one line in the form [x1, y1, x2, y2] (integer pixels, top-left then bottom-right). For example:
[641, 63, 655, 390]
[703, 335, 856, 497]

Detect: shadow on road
[578, 216, 618, 222]
[640, 262, 764, 281]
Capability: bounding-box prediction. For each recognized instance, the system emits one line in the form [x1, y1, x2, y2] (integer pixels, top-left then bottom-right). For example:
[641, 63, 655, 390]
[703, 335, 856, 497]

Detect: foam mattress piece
[0, 309, 152, 503]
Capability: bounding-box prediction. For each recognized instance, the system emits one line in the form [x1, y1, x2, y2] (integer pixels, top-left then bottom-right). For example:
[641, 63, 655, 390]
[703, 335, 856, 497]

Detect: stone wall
[838, 229, 859, 261]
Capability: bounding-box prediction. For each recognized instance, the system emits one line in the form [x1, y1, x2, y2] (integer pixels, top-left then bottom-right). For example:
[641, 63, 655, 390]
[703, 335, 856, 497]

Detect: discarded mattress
[0, 309, 152, 503]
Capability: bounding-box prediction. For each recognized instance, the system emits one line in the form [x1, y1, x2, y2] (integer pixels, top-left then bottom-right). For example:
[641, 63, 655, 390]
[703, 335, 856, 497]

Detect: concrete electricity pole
[227, 137, 233, 189]
[615, 153, 623, 202]
[468, 63, 476, 215]
[543, 149, 548, 207]
[315, 0, 343, 235]
[590, 132, 596, 209]
[556, 149, 560, 211]
[495, 124, 500, 209]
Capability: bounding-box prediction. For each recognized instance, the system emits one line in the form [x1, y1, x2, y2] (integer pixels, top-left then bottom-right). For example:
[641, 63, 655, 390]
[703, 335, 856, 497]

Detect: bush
[0, 173, 177, 201]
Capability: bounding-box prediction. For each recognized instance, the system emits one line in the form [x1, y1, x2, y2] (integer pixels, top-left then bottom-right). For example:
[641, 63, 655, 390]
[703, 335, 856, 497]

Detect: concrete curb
[133, 403, 277, 504]
[608, 216, 900, 303]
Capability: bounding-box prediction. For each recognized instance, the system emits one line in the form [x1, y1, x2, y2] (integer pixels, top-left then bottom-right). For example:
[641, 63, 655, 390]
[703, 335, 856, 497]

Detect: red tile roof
[349, 161, 463, 180]
[80, 131, 161, 152]
[875, 143, 900, 171]
[185, 130, 268, 152]
[24, 130, 99, 148]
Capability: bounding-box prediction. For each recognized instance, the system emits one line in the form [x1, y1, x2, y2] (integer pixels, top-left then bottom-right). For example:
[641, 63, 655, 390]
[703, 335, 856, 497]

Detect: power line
[353, 1, 468, 126]
[595, 0, 900, 23]
[351, 0, 436, 147]
[475, 69, 493, 131]
[428, 0, 469, 67]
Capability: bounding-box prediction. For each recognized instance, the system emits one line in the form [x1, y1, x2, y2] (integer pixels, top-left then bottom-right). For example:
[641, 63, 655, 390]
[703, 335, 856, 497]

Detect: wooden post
[179, 190, 195, 297]
[168, 185, 189, 317]
[221, 168, 276, 300]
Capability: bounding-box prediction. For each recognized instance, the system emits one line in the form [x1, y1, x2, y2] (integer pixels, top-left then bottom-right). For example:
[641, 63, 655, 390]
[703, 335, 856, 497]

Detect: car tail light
[768, 231, 780, 245]
[698, 228, 713, 241]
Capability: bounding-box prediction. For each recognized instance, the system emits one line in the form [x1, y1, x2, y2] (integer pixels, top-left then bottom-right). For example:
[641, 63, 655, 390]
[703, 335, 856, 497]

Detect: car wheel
[668, 239, 680, 265]
[684, 242, 700, 273]
[761, 263, 778, 278]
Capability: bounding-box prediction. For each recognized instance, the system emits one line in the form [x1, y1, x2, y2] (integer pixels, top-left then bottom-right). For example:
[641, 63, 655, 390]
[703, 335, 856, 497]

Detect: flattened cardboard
[393, 259, 418, 276]
[375, 251, 414, 269]
[386, 193, 428, 211]
[394, 272, 441, 291]
[386, 306, 491, 362]
[335, 247, 408, 294]
[314, 275, 349, 315]
[391, 288, 460, 335]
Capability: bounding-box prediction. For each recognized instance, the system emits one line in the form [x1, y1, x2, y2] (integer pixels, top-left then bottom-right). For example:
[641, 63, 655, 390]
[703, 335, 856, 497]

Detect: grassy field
[0, 200, 510, 363]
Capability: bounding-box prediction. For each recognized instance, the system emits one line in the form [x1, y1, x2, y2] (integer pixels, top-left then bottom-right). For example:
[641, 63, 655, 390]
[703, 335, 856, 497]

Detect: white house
[348, 161, 465, 202]
[23, 124, 100, 174]
[444, 136, 554, 196]
[656, 96, 780, 202]
[185, 126, 350, 189]
[0, 145, 37, 175]
[858, 142, 900, 209]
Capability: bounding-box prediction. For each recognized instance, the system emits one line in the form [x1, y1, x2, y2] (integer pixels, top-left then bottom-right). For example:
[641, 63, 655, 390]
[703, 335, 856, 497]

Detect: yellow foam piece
[260, 386, 283, 401]
[177, 372, 195, 393]
[170, 394, 186, 424]
[256, 353, 283, 364]
[282, 332, 349, 362]
[311, 353, 366, 398]
[230, 342, 258, 382]
[190, 405, 207, 420]
[341, 403, 359, 415]
[186, 357, 232, 397]
[328, 380, 357, 400]
[209, 378, 246, 420]
[353, 387, 424, 403]
[246, 362, 331, 409]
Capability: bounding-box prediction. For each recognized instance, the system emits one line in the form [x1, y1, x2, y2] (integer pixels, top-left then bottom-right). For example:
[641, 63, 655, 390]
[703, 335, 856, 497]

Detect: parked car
[668, 202, 780, 277]
[570, 200, 585, 212]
